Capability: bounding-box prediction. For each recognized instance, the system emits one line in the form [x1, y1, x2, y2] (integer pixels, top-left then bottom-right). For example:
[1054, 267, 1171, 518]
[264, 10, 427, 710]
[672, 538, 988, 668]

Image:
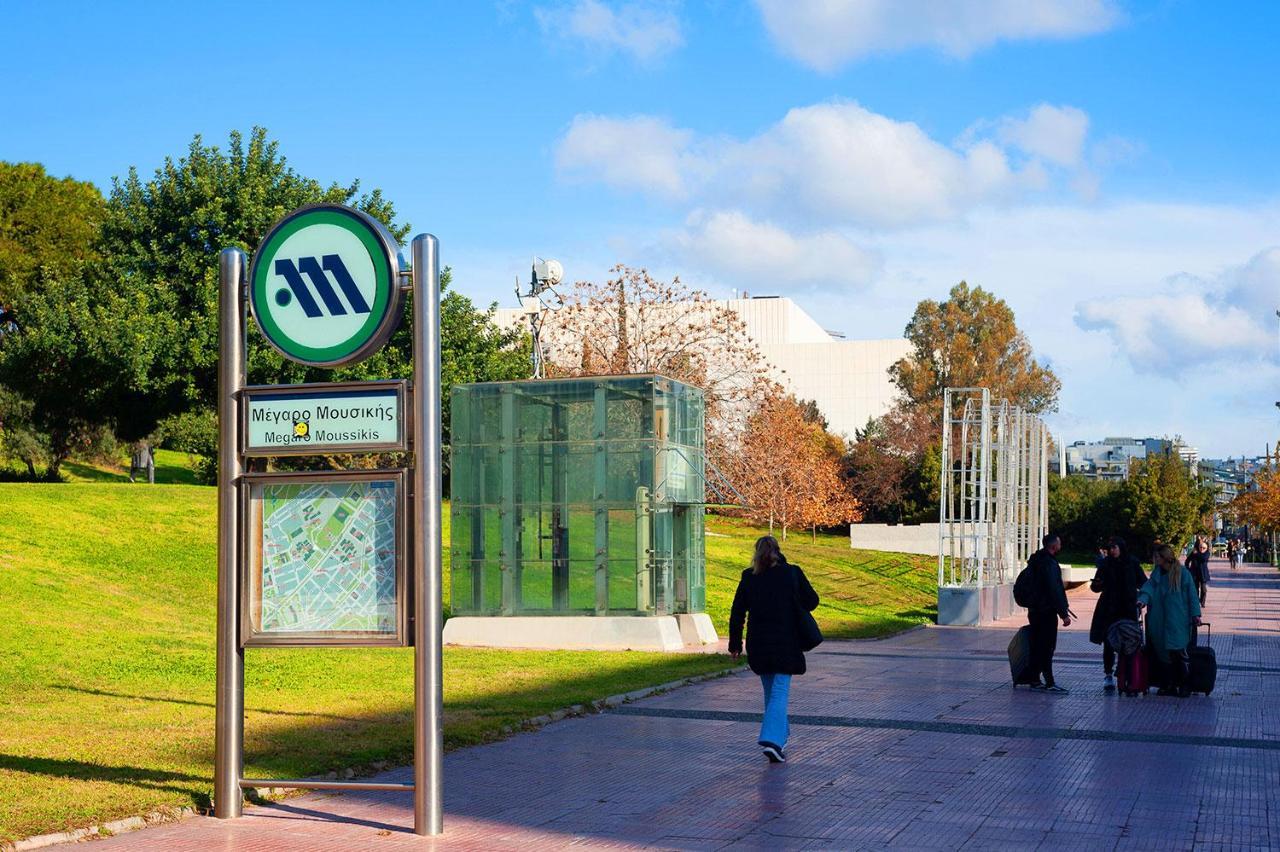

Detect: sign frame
[240, 379, 410, 457]
[248, 203, 404, 368]
[239, 468, 411, 649]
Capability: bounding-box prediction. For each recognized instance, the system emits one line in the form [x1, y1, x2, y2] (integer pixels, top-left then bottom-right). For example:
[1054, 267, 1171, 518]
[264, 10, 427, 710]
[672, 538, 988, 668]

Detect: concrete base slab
[675, 613, 719, 646]
[937, 583, 1022, 626]
[443, 615, 702, 651]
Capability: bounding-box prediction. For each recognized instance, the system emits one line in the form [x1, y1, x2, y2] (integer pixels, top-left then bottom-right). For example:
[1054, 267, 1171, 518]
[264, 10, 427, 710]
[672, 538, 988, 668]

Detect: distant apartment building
[1198, 457, 1262, 506]
[493, 295, 909, 441]
[1060, 436, 1199, 480]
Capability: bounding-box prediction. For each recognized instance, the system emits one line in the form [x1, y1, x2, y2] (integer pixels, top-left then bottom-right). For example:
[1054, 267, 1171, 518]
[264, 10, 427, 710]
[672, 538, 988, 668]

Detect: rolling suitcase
[1187, 622, 1216, 695]
[1117, 618, 1150, 697]
[1008, 625, 1035, 686]
[1117, 646, 1150, 696]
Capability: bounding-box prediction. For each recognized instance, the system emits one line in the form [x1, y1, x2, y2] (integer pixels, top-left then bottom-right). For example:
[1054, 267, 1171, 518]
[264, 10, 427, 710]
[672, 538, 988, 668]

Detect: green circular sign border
[250, 207, 396, 366]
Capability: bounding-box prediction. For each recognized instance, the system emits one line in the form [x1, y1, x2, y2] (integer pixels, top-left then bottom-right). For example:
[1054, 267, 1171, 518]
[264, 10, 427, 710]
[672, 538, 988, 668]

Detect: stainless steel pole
[411, 234, 443, 835]
[214, 248, 246, 818]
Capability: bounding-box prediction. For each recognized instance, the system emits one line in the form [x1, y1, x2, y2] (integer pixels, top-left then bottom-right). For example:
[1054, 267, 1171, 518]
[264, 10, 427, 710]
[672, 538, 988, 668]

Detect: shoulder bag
[790, 564, 823, 651]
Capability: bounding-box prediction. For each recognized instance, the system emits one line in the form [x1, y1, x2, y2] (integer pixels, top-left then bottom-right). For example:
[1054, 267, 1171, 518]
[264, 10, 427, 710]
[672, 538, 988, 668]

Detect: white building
[494, 295, 908, 441]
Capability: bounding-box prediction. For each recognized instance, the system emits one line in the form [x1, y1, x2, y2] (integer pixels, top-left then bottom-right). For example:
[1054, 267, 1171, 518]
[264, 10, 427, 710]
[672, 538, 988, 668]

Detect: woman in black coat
[728, 535, 819, 764]
[1089, 536, 1146, 691]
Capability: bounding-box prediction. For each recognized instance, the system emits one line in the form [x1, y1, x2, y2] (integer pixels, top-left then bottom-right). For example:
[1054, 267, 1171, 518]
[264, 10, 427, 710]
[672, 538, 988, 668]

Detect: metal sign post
[213, 204, 443, 836]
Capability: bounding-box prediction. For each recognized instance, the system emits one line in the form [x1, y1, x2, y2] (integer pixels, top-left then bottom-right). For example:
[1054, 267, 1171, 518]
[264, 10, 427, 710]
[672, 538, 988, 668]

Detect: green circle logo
[249, 204, 402, 366]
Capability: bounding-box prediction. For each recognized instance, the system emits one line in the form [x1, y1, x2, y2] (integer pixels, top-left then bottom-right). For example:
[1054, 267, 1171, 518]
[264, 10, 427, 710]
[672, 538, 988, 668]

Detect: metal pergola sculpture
[938, 388, 1049, 589]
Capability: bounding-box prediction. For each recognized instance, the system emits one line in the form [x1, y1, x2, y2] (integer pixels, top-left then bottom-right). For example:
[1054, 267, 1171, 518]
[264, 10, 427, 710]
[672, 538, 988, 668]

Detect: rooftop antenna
[516, 256, 564, 379]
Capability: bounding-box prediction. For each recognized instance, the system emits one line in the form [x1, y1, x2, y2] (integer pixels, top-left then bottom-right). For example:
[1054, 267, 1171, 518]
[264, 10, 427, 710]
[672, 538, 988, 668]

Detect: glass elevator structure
[450, 375, 707, 617]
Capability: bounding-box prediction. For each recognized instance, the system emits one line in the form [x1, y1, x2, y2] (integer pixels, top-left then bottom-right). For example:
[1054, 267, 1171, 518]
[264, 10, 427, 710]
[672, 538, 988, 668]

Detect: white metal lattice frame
[938, 389, 1049, 588]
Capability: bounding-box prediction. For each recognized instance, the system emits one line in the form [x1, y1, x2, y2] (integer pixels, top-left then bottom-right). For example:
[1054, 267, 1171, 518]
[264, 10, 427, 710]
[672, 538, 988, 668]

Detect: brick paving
[89, 559, 1280, 850]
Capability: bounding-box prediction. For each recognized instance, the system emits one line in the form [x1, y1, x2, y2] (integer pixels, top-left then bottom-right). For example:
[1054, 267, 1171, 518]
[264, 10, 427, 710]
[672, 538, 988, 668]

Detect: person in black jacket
[1025, 533, 1072, 693]
[729, 535, 819, 764]
[1185, 538, 1211, 608]
[1089, 536, 1146, 692]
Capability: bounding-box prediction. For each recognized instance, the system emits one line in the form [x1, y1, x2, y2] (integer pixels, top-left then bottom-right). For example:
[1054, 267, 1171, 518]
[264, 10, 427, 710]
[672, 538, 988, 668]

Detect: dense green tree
[845, 407, 939, 524]
[0, 162, 104, 327]
[0, 267, 175, 475]
[101, 127, 408, 431]
[1047, 475, 1127, 557]
[1119, 451, 1217, 559]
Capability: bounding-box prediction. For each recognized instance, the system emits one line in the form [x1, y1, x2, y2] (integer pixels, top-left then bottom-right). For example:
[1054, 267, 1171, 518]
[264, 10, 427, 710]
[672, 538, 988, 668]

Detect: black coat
[1089, 554, 1146, 644]
[1185, 550, 1211, 585]
[728, 561, 819, 676]
[1026, 548, 1069, 618]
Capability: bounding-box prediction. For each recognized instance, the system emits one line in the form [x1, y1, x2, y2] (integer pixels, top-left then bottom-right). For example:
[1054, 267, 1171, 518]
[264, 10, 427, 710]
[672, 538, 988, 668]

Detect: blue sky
[3, 1, 1279, 457]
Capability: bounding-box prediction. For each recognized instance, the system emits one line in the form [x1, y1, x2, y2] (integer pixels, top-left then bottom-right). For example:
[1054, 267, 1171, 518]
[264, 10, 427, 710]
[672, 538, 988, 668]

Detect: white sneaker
[1104, 674, 1116, 692]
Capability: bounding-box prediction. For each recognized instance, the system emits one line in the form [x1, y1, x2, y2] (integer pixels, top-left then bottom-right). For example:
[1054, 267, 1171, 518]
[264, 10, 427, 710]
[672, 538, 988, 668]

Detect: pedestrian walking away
[1185, 538, 1211, 608]
[1089, 536, 1147, 692]
[1138, 544, 1203, 698]
[729, 535, 820, 764]
[1227, 539, 1239, 571]
[1017, 533, 1072, 694]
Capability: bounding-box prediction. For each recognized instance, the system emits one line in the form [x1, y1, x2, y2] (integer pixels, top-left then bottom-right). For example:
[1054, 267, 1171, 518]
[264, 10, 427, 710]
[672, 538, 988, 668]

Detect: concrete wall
[850, 523, 940, 556]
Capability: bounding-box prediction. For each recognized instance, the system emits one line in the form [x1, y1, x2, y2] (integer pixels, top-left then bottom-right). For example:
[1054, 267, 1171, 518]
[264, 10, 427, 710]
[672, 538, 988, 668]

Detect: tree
[1119, 451, 1217, 559]
[100, 127, 408, 436]
[1047, 475, 1126, 556]
[890, 281, 1060, 419]
[0, 267, 173, 475]
[844, 406, 939, 524]
[539, 265, 776, 445]
[731, 394, 861, 540]
[0, 162, 104, 328]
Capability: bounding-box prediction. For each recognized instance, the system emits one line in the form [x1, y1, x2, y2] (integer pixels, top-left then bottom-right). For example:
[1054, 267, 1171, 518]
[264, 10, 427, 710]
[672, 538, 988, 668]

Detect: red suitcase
[1117, 639, 1150, 697]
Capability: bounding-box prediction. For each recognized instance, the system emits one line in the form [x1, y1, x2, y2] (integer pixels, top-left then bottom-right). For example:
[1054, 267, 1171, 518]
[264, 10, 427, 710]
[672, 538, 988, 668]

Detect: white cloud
[1075, 292, 1272, 373]
[555, 100, 1065, 228]
[755, 0, 1121, 72]
[534, 0, 683, 64]
[555, 114, 697, 199]
[996, 103, 1090, 167]
[1074, 247, 1280, 374]
[673, 209, 881, 289]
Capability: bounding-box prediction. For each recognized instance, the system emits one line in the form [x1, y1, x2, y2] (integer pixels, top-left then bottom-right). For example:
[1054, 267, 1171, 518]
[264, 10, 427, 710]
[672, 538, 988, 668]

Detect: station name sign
[242, 380, 407, 456]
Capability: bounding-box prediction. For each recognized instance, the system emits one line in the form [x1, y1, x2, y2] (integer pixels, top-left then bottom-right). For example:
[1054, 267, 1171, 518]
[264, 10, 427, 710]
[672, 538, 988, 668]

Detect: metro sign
[249, 204, 403, 366]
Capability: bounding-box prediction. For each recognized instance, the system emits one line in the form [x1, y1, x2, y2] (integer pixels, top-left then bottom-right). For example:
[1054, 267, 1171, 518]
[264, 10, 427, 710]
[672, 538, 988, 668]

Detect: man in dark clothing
[1026, 533, 1072, 693]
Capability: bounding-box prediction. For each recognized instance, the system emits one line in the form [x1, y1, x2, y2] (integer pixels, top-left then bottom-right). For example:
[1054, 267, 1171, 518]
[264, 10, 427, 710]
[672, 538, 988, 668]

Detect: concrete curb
[4, 807, 198, 851]
[5, 663, 741, 850]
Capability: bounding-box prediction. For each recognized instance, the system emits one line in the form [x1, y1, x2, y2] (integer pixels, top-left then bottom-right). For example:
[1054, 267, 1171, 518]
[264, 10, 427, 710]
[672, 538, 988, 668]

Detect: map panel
[252, 479, 398, 635]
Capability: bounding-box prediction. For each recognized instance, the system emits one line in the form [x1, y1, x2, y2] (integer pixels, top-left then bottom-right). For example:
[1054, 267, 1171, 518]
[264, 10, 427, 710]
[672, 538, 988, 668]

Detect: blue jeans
[758, 673, 792, 749]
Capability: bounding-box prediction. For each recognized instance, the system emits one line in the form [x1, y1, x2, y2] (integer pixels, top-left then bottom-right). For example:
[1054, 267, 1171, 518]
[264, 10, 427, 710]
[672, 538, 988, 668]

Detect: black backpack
[1013, 560, 1040, 609]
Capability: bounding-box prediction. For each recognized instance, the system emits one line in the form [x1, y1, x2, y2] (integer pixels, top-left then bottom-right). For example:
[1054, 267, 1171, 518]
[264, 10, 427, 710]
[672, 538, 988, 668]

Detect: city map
[255, 479, 397, 634]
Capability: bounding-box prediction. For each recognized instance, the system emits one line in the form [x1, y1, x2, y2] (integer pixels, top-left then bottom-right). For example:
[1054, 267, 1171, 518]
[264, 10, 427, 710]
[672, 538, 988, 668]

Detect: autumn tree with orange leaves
[729, 394, 861, 540]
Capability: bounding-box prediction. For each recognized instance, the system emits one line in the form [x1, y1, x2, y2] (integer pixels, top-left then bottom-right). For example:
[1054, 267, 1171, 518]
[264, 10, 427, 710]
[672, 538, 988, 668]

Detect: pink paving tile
[69, 561, 1280, 850]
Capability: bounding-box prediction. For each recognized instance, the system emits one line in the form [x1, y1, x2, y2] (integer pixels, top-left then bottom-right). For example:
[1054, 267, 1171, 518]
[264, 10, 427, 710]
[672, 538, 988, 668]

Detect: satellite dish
[532, 258, 563, 289]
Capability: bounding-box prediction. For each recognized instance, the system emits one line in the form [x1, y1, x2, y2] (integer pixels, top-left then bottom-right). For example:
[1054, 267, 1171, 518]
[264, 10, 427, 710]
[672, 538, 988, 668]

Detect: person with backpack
[728, 535, 820, 764]
[1089, 536, 1147, 692]
[1138, 544, 1203, 697]
[1018, 533, 1072, 693]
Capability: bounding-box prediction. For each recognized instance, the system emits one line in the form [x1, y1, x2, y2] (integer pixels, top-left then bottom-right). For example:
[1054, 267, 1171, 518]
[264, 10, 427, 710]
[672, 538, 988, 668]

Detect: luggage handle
[1196, 620, 1210, 647]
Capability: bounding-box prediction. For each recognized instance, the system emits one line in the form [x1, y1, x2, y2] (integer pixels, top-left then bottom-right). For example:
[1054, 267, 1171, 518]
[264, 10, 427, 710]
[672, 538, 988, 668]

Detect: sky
[3, 0, 1279, 458]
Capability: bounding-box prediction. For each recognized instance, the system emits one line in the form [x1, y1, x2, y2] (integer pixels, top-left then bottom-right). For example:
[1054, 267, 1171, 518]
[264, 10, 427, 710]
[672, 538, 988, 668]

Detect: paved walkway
[94, 560, 1280, 850]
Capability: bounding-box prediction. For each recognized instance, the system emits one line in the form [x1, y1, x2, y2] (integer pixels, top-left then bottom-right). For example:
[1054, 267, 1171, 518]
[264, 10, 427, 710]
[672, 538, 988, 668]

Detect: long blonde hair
[1156, 544, 1182, 591]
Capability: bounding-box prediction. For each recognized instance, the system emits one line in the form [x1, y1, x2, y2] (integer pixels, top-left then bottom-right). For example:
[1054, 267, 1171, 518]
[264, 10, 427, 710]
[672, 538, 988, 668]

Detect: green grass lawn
[0, 483, 935, 842]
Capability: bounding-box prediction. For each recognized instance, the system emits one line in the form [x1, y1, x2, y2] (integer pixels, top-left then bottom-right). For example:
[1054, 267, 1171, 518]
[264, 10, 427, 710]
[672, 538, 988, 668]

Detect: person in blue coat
[729, 535, 819, 764]
[1138, 544, 1203, 697]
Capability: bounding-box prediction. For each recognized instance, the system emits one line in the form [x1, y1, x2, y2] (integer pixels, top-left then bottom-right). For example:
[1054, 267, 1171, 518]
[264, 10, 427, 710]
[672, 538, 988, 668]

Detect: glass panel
[449, 375, 707, 617]
[607, 560, 640, 613]
[569, 561, 598, 611]
[247, 477, 399, 638]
